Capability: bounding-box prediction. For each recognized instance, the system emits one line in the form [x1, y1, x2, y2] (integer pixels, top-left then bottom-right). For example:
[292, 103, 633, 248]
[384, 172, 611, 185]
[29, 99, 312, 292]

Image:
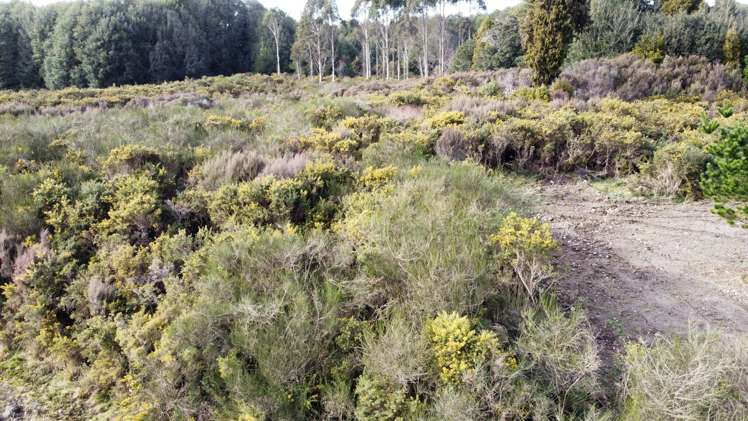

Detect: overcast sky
[5, 0, 736, 20]
[5, 0, 516, 19]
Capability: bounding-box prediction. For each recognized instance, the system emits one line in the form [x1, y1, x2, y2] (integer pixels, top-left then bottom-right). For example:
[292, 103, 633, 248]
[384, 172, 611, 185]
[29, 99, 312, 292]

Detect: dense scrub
[1, 57, 747, 418]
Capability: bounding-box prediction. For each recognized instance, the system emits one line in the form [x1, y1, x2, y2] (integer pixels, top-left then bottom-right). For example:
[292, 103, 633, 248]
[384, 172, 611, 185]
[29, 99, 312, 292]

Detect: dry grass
[622, 329, 748, 420]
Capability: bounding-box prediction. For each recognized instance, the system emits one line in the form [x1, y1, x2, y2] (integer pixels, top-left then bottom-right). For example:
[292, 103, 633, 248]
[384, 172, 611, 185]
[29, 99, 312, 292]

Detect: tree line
[1, 0, 748, 90]
[0, 0, 290, 89]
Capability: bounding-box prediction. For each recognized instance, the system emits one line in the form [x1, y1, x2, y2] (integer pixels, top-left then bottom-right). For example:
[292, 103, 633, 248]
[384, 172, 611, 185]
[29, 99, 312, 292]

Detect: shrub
[718, 103, 734, 118]
[429, 387, 481, 420]
[435, 128, 479, 162]
[491, 212, 557, 301]
[512, 86, 550, 102]
[208, 181, 271, 226]
[361, 315, 428, 388]
[198, 150, 266, 191]
[309, 104, 344, 130]
[359, 166, 398, 191]
[102, 145, 163, 176]
[425, 111, 466, 130]
[145, 228, 344, 418]
[701, 125, 748, 227]
[0, 166, 42, 238]
[202, 115, 265, 133]
[644, 135, 710, 198]
[479, 81, 503, 98]
[558, 54, 743, 101]
[550, 79, 574, 101]
[260, 153, 309, 179]
[517, 297, 600, 406]
[426, 312, 498, 385]
[632, 34, 665, 64]
[339, 162, 521, 317]
[0, 230, 16, 281]
[389, 89, 437, 107]
[621, 330, 748, 420]
[699, 114, 720, 134]
[98, 174, 162, 241]
[354, 373, 417, 421]
[489, 110, 578, 174]
[298, 129, 358, 155]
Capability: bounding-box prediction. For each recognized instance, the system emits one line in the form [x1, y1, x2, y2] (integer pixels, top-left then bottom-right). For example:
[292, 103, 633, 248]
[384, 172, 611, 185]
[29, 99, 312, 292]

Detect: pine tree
[522, 0, 579, 86]
[0, 8, 20, 89]
[43, 3, 84, 89]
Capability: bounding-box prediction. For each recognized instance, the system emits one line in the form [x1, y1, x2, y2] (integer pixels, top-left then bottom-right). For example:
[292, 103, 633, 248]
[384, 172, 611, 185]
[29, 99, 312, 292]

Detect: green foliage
[660, 0, 703, 15]
[450, 39, 475, 73]
[723, 27, 742, 66]
[426, 312, 498, 384]
[354, 373, 417, 421]
[389, 89, 439, 107]
[98, 174, 162, 241]
[479, 81, 503, 97]
[209, 161, 351, 228]
[2, 46, 748, 420]
[142, 227, 345, 418]
[643, 132, 710, 198]
[492, 212, 557, 301]
[472, 12, 523, 70]
[632, 34, 665, 64]
[522, 0, 577, 86]
[701, 125, 748, 227]
[513, 86, 551, 101]
[339, 161, 522, 317]
[567, 0, 641, 62]
[201, 115, 266, 133]
[699, 113, 720, 134]
[718, 103, 734, 118]
[425, 111, 466, 129]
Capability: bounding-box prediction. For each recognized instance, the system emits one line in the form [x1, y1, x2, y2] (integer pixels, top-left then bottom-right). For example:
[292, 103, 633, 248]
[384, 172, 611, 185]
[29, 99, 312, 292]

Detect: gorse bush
[492, 212, 557, 302]
[426, 312, 498, 384]
[1, 57, 747, 420]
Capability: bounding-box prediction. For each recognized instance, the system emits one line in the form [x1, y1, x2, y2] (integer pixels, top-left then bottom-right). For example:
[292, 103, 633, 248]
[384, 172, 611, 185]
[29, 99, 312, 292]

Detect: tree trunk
[363, 23, 370, 79]
[273, 32, 281, 76]
[439, 0, 445, 75]
[404, 42, 409, 79]
[316, 32, 323, 83]
[330, 18, 336, 82]
[421, 12, 429, 79]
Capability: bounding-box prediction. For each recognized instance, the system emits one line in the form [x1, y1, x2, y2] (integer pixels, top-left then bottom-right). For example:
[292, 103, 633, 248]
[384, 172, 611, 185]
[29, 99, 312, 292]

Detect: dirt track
[537, 181, 748, 349]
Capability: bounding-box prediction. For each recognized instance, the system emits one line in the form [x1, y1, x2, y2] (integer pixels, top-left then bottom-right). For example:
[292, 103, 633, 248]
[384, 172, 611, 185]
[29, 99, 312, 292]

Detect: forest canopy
[1, 0, 748, 90]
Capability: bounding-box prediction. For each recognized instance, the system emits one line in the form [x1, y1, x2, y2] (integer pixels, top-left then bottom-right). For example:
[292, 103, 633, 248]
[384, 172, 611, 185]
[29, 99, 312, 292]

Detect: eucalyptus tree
[299, 0, 338, 82]
[262, 8, 291, 75]
[353, 0, 375, 78]
[407, 0, 435, 78]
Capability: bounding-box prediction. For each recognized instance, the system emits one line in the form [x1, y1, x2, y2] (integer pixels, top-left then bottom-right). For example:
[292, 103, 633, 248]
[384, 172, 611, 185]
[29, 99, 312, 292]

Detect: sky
[5, 0, 738, 20]
[5, 0, 523, 19]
